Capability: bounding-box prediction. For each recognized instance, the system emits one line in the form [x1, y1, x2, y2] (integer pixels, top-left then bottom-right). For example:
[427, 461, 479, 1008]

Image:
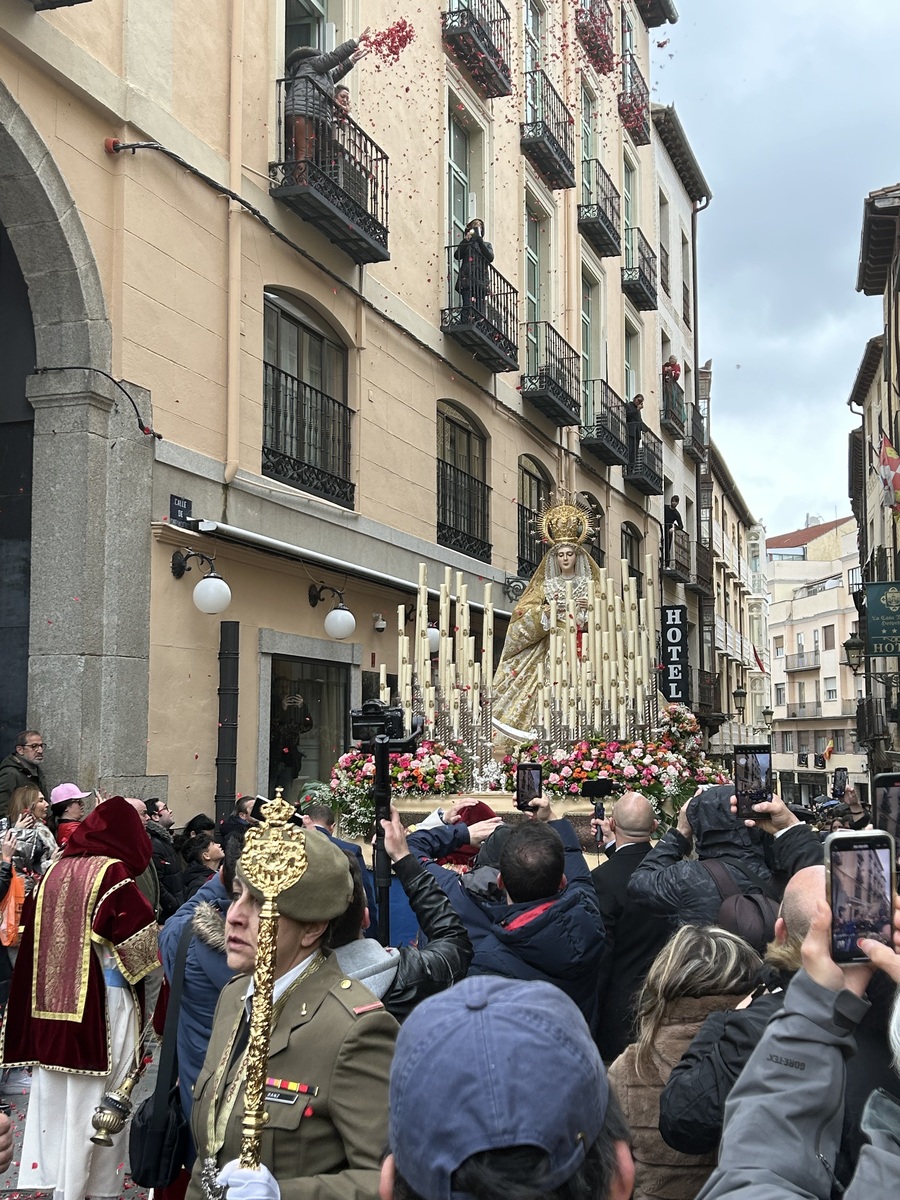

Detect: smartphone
[733, 744, 773, 819]
[874, 773, 900, 842]
[515, 763, 542, 812]
[832, 767, 848, 800]
[583, 779, 614, 844]
[825, 830, 896, 964]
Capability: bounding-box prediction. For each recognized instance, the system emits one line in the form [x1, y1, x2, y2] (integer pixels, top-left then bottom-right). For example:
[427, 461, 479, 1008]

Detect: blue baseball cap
[388, 977, 609, 1200]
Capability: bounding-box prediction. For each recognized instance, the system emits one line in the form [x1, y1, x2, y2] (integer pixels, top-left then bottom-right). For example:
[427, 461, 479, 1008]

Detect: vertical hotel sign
[662, 605, 690, 704]
[865, 584, 900, 656]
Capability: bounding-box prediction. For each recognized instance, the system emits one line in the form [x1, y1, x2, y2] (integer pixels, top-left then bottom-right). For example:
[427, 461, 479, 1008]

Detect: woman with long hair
[607, 924, 762, 1199]
[6, 785, 58, 892]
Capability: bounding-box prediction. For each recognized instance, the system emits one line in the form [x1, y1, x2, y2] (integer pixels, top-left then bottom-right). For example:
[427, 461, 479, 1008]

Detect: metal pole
[215, 620, 240, 826]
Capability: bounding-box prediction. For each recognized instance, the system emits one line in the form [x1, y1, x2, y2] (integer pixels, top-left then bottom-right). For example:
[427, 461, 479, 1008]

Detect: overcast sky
[651, 0, 895, 538]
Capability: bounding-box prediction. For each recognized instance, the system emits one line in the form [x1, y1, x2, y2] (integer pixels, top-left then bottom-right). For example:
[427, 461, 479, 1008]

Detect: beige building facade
[1, 0, 775, 820]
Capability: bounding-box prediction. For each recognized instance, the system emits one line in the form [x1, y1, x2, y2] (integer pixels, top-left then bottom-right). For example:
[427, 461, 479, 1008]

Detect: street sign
[865, 583, 900, 656]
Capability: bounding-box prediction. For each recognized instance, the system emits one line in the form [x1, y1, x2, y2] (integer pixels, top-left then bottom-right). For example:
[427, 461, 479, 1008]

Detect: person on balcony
[664, 494, 684, 565]
[454, 219, 494, 317]
[663, 355, 681, 384]
[284, 29, 369, 182]
[625, 393, 644, 466]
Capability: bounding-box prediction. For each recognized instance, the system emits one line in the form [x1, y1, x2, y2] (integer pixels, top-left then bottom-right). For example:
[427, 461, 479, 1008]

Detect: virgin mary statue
[492, 500, 603, 743]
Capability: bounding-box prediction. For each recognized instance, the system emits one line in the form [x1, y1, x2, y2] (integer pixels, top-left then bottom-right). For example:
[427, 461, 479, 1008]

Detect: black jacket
[182, 859, 215, 900]
[408, 820, 606, 1029]
[147, 819, 185, 922]
[591, 841, 672, 1062]
[659, 969, 900, 1190]
[627, 785, 821, 927]
[0, 753, 48, 820]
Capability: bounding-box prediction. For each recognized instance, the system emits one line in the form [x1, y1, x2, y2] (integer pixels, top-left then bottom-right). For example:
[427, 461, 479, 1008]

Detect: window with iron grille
[621, 522, 643, 599]
[518, 456, 551, 577]
[437, 402, 491, 563]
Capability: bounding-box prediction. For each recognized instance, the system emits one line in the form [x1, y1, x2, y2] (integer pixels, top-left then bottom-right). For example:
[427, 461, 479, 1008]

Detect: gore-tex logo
[767, 1053, 805, 1071]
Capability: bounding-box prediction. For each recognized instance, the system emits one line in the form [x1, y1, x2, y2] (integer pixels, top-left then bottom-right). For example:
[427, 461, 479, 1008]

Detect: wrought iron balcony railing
[578, 159, 621, 257]
[521, 321, 581, 426]
[785, 651, 821, 672]
[848, 566, 863, 594]
[518, 503, 544, 578]
[686, 539, 713, 595]
[659, 244, 670, 294]
[575, 0, 615, 74]
[618, 52, 650, 145]
[684, 402, 706, 462]
[270, 77, 389, 264]
[263, 364, 354, 507]
[697, 669, 721, 714]
[580, 379, 627, 467]
[682, 280, 692, 327]
[521, 71, 576, 190]
[441, 0, 513, 99]
[621, 227, 658, 310]
[623, 425, 664, 495]
[440, 244, 519, 373]
[662, 526, 691, 582]
[660, 374, 686, 438]
[437, 460, 492, 563]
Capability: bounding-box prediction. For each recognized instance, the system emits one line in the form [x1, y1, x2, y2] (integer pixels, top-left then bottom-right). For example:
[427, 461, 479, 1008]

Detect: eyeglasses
[23, 742, 45, 750]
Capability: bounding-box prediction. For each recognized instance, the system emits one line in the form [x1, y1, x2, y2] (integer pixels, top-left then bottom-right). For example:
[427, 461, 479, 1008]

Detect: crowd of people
[0, 722, 898, 1200]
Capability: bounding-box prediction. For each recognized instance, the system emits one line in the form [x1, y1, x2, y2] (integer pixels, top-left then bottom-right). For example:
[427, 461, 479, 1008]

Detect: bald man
[591, 793, 672, 1062]
[660, 865, 900, 1188]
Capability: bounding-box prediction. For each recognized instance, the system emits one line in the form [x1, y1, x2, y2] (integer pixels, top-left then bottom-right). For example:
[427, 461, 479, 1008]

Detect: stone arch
[0, 79, 110, 370]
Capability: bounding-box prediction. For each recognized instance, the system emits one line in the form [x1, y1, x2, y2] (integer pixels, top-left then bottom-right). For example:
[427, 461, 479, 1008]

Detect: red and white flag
[878, 435, 900, 517]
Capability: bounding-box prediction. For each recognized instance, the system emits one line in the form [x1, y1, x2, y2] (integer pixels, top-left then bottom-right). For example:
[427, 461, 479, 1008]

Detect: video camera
[350, 699, 423, 752]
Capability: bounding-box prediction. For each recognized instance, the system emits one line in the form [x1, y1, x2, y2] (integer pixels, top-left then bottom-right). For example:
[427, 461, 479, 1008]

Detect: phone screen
[515, 763, 542, 812]
[874, 773, 900, 842]
[734, 745, 773, 819]
[827, 833, 895, 963]
[832, 767, 848, 799]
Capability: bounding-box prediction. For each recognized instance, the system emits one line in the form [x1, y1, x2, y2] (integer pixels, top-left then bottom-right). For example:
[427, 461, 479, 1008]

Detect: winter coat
[696, 971, 900, 1200]
[659, 968, 900, 1190]
[147, 819, 185, 922]
[608, 993, 743, 1200]
[334, 852, 472, 1022]
[628, 784, 785, 927]
[10, 821, 57, 892]
[454, 233, 495, 297]
[0, 859, 12, 1004]
[0, 752, 48, 820]
[182, 859, 215, 900]
[159, 873, 235, 1122]
[408, 819, 605, 1029]
[284, 40, 359, 122]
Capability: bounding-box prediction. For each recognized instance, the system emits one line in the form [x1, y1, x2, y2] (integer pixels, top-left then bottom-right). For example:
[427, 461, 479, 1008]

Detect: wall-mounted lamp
[761, 705, 774, 729]
[731, 685, 747, 720]
[842, 632, 865, 675]
[373, 612, 387, 633]
[171, 549, 232, 614]
[309, 583, 356, 640]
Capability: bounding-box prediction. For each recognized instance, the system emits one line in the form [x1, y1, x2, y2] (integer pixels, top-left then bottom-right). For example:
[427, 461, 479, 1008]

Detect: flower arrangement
[330, 740, 465, 839]
[488, 705, 727, 826]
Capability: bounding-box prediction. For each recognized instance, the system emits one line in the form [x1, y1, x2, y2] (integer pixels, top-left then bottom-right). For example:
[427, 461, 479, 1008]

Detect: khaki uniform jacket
[187, 953, 398, 1200]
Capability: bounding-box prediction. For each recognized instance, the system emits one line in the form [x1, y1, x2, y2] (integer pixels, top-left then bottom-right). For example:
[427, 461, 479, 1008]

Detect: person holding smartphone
[697, 895, 900, 1199]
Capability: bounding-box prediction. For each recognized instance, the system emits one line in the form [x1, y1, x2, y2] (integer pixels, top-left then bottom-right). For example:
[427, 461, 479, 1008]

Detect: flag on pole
[878, 435, 900, 517]
[753, 645, 767, 674]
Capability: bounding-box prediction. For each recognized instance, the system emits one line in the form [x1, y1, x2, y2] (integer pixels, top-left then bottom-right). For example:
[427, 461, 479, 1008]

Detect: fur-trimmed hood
[192, 899, 227, 953]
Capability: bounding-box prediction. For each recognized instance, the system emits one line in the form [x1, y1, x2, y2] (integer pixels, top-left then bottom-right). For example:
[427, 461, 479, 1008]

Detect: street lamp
[732, 685, 747, 720]
[761, 705, 774, 729]
[842, 632, 865, 675]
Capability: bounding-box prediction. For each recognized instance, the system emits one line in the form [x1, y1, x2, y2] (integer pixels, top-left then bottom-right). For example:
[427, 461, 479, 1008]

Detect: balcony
[684, 402, 706, 462]
[697, 669, 722, 714]
[437, 461, 492, 563]
[263, 364, 354, 507]
[623, 425, 663, 495]
[575, 0, 615, 74]
[580, 379, 627, 466]
[621, 228, 658, 310]
[687, 540, 713, 595]
[662, 526, 691, 583]
[786, 702, 823, 719]
[660, 374, 686, 438]
[659, 244, 670, 294]
[440, 245, 519, 373]
[857, 697, 887, 745]
[785, 651, 821, 672]
[521, 322, 580, 426]
[578, 159, 621, 258]
[618, 52, 651, 146]
[441, 0, 512, 99]
[270, 78, 389, 264]
[848, 566, 863, 595]
[682, 280, 692, 328]
[521, 71, 577, 190]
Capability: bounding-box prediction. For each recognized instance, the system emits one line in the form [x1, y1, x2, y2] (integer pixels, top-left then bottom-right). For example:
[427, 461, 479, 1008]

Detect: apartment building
[766, 518, 867, 805]
[1, 0, 758, 817]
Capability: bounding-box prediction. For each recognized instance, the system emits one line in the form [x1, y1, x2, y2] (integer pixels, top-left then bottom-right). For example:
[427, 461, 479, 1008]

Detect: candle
[379, 663, 388, 704]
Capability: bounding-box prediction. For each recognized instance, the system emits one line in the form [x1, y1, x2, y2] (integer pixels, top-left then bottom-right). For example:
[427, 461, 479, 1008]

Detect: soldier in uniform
[187, 821, 398, 1200]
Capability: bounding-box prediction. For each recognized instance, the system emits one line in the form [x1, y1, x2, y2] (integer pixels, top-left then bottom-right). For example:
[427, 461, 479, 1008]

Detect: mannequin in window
[454, 219, 494, 317]
[492, 501, 603, 743]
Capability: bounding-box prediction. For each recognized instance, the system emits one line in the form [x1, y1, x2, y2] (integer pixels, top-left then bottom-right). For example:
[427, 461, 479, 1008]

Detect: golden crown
[538, 499, 593, 548]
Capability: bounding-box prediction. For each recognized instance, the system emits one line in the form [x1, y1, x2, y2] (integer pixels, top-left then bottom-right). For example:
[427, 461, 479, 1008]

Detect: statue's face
[556, 545, 577, 576]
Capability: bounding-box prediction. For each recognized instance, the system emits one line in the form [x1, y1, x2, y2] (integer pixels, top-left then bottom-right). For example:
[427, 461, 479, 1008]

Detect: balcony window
[270, 77, 389, 264]
[575, 1, 615, 73]
[618, 52, 650, 145]
[521, 322, 581, 426]
[441, 0, 513, 99]
[581, 379, 627, 468]
[775, 683, 785, 706]
[437, 403, 491, 562]
[521, 71, 577, 190]
[660, 367, 686, 439]
[621, 522, 644, 599]
[518, 457, 551, 578]
[262, 297, 353, 507]
[578, 159, 621, 258]
[621, 227, 658, 311]
[440, 242, 519, 373]
[824, 676, 838, 701]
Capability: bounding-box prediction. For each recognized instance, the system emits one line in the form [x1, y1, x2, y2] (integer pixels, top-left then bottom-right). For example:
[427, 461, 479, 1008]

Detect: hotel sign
[865, 583, 900, 656]
[661, 605, 690, 705]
